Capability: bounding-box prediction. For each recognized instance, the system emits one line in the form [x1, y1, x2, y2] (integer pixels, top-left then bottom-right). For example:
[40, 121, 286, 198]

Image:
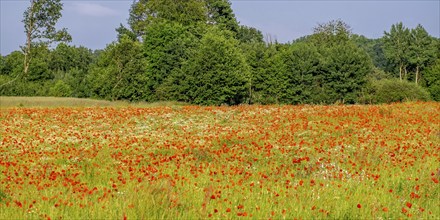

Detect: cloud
[72, 3, 119, 17]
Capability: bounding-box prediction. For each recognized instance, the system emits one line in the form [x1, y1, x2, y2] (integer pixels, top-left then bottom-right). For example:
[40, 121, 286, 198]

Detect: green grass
[0, 96, 187, 108]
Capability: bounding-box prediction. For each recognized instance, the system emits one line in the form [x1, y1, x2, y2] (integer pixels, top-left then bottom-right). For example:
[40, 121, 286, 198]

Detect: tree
[240, 42, 283, 104]
[278, 42, 321, 104]
[49, 80, 72, 97]
[87, 35, 147, 101]
[245, 43, 294, 104]
[383, 22, 411, 81]
[424, 59, 440, 101]
[49, 43, 93, 73]
[205, 0, 239, 33]
[128, 0, 149, 38]
[49, 43, 94, 97]
[0, 45, 52, 96]
[307, 20, 373, 103]
[184, 27, 250, 105]
[313, 19, 352, 42]
[351, 34, 389, 71]
[237, 25, 264, 44]
[26, 43, 51, 82]
[143, 20, 201, 101]
[22, 0, 71, 77]
[1, 51, 24, 77]
[0, 0, 71, 88]
[408, 25, 437, 84]
[128, 0, 207, 38]
[318, 41, 373, 103]
[116, 24, 138, 42]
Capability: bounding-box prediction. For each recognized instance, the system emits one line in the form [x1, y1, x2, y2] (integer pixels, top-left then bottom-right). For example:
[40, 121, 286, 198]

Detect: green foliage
[48, 43, 94, 97]
[240, 42, 283, 104]
[351, 34, 389, 71]
[65, 68, 90, 98]
[26, 44, 52, 81]
[22, 0, 71, 43]
[22, 0, 71, 78]
[150, 0, 207, 25]
[184, 27, 250, 105]
[313, 19, 352, 42]
[128, 0, 207, 37]
[0, 55, 4, 74]
[294, 21, 373, 104]
[4, 2, 439, 106]
[277, 42, 321, 104]
[242, 20, 373, 105]
[383, 22, 411, 80]
[408, 25, 438, 84]
[361, 79, 430, 104]
[88, 35, 147, 101]
[116, 24, 138, 42]
[49, 80, 72, 97]
[424, 59, 440, 101]
[205, 0, 239, 33]
[320, 42, 373, 103]
[128, 0, 149, 38]
[237, 25, 264, 44]
[143, 20, 201, 102]
[0, 75, 46, 96]
[1, 51, 24, 77]
[49, 43, 93, 73]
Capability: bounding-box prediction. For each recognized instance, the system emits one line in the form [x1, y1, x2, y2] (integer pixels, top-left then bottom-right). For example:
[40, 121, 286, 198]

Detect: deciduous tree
[128, 0, 207, 38]
[383, 22, 411, 81]
[88, 35, 147, 101]
[424, 59, 440, 101]
[22, 0, 71, 76]
[184, 27, 250, 105]
[409, 25, 436, 84]
[205, 0, 239, 33]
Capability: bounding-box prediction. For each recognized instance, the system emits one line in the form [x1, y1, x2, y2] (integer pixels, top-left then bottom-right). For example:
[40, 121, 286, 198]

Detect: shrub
[0, 75, 44, 96]
[360, 78, 430, 104]
[49, 80, 72, 97]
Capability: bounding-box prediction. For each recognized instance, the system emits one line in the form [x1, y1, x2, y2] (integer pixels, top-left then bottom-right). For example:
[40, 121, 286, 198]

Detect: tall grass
[0, 102, 439, 219]
[0, 96, 187, 108]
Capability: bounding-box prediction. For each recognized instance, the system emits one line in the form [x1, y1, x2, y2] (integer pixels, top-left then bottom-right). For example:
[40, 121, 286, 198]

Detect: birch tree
[22, 0, 71, 76]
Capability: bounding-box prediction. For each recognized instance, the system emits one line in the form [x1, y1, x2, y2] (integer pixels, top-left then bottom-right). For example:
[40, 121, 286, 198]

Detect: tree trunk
[23, 32, 31, 76]
[399, 63, 403, 81]
[403, 66, 407, 80]
[415, 66, 419, 85]
[24, 0, 35, 77]
[248, 78, 252, 104]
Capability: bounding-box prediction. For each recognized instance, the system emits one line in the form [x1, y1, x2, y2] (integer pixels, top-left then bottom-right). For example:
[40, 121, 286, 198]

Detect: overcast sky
[1, 0, 439, 55]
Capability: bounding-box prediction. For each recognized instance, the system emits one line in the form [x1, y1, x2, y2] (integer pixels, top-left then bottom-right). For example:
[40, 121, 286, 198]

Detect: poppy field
[0, 102, 439, 219]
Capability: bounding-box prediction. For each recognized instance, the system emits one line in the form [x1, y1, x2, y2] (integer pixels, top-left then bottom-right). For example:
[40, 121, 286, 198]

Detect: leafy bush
[424, 59, 440, 101]
[360, 78, 430, 103]
[0, 75, 44, 96]
[49, 80, 72, 97]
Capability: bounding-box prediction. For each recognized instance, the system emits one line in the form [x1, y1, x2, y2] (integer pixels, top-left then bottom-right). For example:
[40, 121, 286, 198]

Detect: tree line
[1, 0, 439, 105]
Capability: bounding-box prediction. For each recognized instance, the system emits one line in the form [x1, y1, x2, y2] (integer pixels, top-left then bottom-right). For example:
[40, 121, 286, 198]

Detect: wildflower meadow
[0, 102, 439, 219]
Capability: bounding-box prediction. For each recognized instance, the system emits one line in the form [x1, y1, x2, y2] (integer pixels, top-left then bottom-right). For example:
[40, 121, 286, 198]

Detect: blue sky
[1, 0, 439, 55]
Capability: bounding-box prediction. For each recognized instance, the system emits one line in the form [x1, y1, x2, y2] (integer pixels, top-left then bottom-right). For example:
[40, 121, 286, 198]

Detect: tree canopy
[1, 1, 438, 105]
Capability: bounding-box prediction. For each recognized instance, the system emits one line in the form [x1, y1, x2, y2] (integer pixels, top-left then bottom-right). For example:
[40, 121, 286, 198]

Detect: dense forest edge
[1, 0, 439, 105]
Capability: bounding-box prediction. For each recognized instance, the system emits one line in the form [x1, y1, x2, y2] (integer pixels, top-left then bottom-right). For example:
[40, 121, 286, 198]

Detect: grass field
[0, 98, 439, 219]
[0, 96, 186, 108]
